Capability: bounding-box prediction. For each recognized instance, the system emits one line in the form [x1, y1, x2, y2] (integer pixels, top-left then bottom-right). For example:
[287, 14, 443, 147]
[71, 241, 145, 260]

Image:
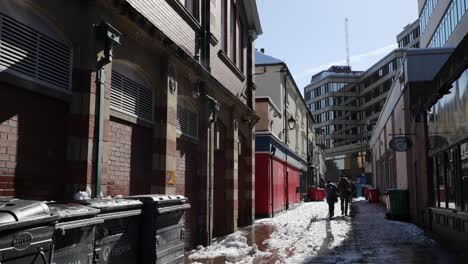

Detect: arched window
[110, 62, 154, 122]
[0, 3, 72, 91]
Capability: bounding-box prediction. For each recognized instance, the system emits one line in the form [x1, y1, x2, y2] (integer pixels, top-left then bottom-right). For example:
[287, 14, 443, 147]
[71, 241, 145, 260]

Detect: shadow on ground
[303, 200, 463, 264]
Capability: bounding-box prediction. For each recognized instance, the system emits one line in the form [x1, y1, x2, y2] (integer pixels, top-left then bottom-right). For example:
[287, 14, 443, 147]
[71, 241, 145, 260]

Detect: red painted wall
[255, 153, 302, 217]
[272, 157, 286, 213]
[255, 154, 271, 216]
[287, 166, 300, 205]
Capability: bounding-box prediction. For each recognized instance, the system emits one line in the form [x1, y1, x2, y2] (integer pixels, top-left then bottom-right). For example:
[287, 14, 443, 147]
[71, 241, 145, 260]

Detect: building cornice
[243, 0, 262, 39]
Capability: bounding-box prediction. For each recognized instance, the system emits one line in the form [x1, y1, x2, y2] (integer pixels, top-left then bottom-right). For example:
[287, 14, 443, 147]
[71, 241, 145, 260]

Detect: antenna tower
[345, 18, 350, 67]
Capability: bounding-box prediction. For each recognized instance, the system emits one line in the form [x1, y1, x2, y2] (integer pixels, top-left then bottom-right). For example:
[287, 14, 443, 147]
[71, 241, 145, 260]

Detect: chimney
[260, 48, 265, 53]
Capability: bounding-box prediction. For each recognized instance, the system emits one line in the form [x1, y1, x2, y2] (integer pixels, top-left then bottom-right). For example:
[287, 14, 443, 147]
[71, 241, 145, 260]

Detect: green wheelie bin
[386, 189, 409, 220]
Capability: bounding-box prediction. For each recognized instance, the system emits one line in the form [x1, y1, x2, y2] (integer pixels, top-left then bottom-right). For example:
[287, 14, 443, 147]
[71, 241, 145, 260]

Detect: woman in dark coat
[338, 175, 352, 216]
[325, 179, 338, 219]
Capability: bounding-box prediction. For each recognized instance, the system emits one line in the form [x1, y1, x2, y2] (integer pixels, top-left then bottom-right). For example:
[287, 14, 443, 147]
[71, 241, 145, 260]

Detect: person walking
[337, 174, 352, 216]
[347, 180, 357, 215]
[325, 179, 338, 219]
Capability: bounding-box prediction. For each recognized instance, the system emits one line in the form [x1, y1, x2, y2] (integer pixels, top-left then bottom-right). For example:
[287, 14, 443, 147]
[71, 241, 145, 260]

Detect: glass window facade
[429, 68, 468, 211]
[428, 0, 468, 48]
[362, 59, 400, 89]
[305, 90, 312, 100]
[315, 111, 337, 124]
[398, 27, 420, 48]
[310, 82, 347, 98]
[420, 0, 440, 34]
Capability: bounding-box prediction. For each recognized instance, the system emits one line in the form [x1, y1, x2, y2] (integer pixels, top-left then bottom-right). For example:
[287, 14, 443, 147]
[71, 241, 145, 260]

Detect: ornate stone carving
[167, 65, 177, 94]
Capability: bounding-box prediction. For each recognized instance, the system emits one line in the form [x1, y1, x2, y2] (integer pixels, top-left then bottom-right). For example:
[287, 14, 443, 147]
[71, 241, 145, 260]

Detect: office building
[397, 19, 421, 48]
[419, 0, 468, 48]
[305, 66, 362, 149]
[304, 49, 405, 180]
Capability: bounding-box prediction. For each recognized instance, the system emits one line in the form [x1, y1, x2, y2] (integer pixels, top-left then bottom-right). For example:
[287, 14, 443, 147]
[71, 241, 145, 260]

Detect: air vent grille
[0, 13, 72, 91]
[177, 105, 198, 139]
[110, 71, 154, 122]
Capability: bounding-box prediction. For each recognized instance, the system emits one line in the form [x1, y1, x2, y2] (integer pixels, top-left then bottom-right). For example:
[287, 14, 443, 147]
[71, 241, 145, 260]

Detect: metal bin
[129, 195, 190, 264]
[49, 203, 102, 264]
[0, 198, 58, 263]
[77, 199, 143, 264]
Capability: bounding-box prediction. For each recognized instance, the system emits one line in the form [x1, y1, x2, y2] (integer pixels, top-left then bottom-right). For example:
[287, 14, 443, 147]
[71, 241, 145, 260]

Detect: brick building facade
[0, 0, 261, 248]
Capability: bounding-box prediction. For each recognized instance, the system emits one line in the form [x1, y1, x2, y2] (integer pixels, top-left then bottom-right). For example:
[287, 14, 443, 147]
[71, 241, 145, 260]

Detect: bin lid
[0, 198, 58, 231]
[48, 203, 100, 220]
[128, 194, 188, 205]
[76, 198, 142, 213]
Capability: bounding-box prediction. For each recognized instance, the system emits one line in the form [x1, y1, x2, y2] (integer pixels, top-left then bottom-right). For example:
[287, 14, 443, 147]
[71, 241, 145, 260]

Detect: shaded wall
[0, 84, 67, 199]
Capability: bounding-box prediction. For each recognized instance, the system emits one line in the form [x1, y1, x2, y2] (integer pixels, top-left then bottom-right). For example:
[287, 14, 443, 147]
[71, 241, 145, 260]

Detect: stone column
[65, 69, 96, 198]
[225, 117, 239, 233]
[151, 61, 178, 195]
[244, 126, 256, 225]
[197, 98, 216, 246]
[66, 62, 112, 198]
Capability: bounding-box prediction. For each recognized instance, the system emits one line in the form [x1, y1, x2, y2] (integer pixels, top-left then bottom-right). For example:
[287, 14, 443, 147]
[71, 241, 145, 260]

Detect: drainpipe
[200, 0, 211, 70]
[206, 94, 219, 245]
[270, 145, 276, 217]
[306, 116, 310, 195]
[94, 22, 121, 198]
[246, 33, 254, 109]
[283, 68, 289, 210]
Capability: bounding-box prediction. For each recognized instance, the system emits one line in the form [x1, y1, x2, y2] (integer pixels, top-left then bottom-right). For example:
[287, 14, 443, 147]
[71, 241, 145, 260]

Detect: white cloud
[295, 43, 398, 82]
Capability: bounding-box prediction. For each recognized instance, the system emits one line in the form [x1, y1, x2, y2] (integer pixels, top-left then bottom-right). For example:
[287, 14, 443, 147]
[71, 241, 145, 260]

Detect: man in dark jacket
[325, 179, 338, 219]
[337, 174, 351, 216]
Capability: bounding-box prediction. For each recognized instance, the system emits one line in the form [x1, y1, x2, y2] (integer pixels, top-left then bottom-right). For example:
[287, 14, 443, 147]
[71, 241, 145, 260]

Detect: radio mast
[345, 18, 350, 67]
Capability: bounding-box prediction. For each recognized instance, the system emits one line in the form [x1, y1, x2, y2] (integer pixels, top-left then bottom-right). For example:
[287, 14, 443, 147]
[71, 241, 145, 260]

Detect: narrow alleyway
[187, 199, 462, 264]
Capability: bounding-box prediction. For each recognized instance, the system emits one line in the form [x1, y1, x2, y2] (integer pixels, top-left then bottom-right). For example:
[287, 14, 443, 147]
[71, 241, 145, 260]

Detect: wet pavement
[303, 200, 462, 264]
[187, 200, 464, 264]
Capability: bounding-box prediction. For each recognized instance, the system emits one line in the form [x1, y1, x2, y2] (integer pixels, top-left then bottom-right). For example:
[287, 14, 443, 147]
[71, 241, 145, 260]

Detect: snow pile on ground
[188, 231, 272, 263]
[260, 202, 351, 263]
[353, 197, 366, 202]
[188, 199, 442, 263]
[188, 201, 352, 264]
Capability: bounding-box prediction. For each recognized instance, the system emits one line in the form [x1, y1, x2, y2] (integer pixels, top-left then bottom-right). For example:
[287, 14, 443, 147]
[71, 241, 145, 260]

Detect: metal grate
[0, 13, 72, 91]
[177, 105, 198, 139]
[110, 71, 154, 122]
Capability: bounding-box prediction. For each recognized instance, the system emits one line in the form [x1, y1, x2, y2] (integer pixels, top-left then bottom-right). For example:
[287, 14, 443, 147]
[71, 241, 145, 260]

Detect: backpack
[338, 177, 351, 194]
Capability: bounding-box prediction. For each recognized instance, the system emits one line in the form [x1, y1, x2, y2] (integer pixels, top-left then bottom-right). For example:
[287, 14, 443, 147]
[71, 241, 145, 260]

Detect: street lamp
[287, 116, 296, 130]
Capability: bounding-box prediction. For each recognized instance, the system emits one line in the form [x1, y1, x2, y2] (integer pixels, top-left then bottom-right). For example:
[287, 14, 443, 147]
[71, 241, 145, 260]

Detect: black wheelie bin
[48, 203, 102, 264]
[128, 195, 190, 264]
[77, 198, 143, 264]
[0, 198, 58, 263]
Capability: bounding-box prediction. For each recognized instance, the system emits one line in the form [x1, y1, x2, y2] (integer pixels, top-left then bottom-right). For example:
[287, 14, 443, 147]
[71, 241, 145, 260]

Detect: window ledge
[166, 0, 201, 31]
[176, 130, 199, 142]
[210, 33, 219, 46]
[110, 109, 154, 128]
[218, 50, 246, 82]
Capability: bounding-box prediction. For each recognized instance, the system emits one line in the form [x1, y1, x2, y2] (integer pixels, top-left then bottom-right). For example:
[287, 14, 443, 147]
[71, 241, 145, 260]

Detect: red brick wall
[107, 117, 152, 196]
[124, 0, 197, 57]
[0, 85, 67, 199]
[176, 137, 199, 249]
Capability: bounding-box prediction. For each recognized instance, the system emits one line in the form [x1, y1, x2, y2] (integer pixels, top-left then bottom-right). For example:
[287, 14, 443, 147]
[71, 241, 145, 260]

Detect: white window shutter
[110, 71, 154, 122]
[177, 105, 198, 139]
[0, 13, 72, 91]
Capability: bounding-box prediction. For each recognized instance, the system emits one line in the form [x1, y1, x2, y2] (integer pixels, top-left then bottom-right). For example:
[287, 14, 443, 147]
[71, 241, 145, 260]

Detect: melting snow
[188, 199, 443, 263]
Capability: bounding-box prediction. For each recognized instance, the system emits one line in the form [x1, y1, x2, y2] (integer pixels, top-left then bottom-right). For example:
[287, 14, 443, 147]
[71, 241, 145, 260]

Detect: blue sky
[255, 0, 419, 92]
